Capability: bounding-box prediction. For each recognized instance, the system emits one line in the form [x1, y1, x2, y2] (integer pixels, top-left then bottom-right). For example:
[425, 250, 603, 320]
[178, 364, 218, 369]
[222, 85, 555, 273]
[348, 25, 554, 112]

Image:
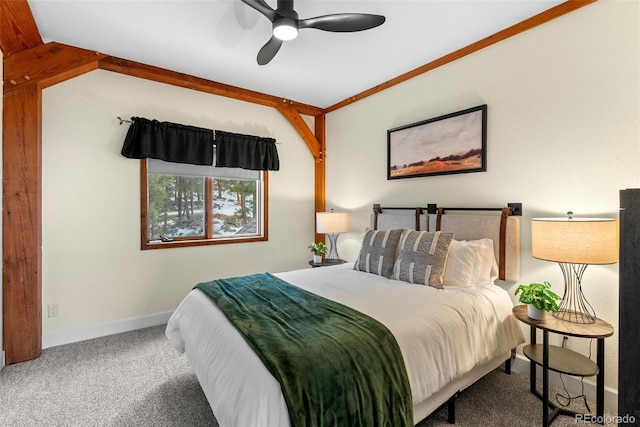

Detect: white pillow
[442, 239, 476, 288]
[443, 238, 498, 288]
[471, 238, 499, 286]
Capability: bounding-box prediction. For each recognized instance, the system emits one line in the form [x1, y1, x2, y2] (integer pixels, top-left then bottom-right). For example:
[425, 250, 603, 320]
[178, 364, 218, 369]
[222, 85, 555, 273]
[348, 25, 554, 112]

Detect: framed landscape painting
[387, 104, 487, 180]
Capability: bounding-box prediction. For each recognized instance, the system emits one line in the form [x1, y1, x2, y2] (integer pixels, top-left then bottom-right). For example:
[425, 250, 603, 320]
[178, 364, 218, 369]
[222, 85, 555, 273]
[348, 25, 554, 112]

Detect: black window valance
[120, 117, 280, 171]
[121, 117, 214, 166]
[215, 131, 280, 171]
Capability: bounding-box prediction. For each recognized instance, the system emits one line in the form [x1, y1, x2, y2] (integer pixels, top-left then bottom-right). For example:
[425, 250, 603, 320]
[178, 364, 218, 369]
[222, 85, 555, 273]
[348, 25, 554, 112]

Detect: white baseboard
[511, 353, 618, 413]
[42, 310, 174, 349]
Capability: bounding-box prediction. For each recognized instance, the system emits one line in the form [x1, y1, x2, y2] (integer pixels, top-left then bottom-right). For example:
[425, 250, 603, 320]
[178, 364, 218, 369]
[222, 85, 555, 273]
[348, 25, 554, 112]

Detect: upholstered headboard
[371, 204, 521, 282]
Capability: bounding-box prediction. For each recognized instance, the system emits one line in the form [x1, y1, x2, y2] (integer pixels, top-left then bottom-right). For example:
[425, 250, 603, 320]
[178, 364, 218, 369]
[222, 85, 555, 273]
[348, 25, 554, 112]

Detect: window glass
[143, 159, 266, 249]
[148, 175, 205, 240]
[213, 178, 259, 236]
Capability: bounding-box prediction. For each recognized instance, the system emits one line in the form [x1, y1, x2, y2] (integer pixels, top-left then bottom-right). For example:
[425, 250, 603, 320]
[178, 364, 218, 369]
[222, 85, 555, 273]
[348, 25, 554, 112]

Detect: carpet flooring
[0, 325, 618, 426]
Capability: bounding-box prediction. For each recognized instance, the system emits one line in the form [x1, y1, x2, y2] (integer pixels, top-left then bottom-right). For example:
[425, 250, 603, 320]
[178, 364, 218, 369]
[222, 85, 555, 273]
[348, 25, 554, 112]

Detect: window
[141, 158, 267, 249]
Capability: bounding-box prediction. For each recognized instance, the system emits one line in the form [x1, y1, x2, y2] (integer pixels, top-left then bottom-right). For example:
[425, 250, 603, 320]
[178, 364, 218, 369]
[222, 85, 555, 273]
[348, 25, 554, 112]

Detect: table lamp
[316, 210, 350, 261]
[531, 212, 618, 324]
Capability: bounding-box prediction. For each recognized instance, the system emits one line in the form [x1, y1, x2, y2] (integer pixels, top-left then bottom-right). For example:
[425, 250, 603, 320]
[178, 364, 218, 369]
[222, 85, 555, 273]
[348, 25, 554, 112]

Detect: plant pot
[527, 304, 546, 320]
[313, 254, 322, 264]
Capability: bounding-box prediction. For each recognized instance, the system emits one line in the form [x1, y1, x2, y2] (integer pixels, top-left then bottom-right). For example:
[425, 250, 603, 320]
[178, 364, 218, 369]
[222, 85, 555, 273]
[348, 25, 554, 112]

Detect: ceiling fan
[241, 0, 386, 65]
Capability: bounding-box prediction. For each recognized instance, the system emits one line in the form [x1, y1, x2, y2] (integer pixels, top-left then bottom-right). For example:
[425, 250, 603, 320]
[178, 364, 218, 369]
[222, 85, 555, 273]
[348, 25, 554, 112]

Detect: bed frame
[370, 202, 522, 424]
[168, 202, 524, 426]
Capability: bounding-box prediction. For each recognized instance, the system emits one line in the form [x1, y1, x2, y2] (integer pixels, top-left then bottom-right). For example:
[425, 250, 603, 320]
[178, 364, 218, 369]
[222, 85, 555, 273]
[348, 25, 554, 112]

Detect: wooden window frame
[140, 160, 268, 250]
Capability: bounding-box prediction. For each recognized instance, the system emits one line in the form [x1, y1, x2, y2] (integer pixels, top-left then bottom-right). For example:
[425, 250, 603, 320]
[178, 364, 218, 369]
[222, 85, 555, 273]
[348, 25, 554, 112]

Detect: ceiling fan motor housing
[242, 0, 385, 64]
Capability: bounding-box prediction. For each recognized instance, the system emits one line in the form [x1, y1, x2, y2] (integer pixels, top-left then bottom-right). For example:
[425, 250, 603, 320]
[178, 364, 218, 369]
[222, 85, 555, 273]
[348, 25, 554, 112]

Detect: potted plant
[514, 281, 561, 320]
[309, 242, 328, 264]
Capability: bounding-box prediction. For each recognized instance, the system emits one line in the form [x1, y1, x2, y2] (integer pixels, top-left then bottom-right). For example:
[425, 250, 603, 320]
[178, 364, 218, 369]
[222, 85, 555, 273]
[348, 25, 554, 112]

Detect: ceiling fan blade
[257, 36, 283, 65]
[299, 13, 385, 32]
[241, 0, 277, 22]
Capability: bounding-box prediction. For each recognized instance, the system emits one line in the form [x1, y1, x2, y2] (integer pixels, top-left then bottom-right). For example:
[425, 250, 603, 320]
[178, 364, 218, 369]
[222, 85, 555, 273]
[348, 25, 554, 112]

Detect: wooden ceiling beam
[0, 0, 43, 55]
[99, 56, 324, 117]
[4, 42, 105, 92]
[2, 40, 323, 117]
[325, 0, 598, 113]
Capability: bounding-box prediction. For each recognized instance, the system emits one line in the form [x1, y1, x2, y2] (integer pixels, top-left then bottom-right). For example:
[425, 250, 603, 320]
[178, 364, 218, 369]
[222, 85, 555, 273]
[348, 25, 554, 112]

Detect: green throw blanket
[194, 272, 413, 427]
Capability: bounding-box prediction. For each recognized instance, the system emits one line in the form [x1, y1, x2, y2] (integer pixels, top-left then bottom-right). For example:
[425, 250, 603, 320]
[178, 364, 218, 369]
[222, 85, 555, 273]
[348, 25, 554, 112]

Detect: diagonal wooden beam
[0, 0, 43, 55]
[276, 105, 322, 161]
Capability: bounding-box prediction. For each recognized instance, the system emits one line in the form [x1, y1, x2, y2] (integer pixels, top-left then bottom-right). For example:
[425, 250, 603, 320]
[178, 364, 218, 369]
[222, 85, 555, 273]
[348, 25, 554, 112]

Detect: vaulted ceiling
[27, 0, 565, 109]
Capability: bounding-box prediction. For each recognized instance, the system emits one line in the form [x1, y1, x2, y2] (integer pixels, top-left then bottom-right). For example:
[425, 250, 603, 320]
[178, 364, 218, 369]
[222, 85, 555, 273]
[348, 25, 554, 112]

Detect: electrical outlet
[47, 303, 59, 318]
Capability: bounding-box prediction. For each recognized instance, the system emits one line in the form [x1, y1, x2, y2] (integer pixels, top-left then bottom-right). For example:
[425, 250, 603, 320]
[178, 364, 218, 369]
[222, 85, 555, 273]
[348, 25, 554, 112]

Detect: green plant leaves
[308, 241, 328, 255]
[514, 281, 560, 312]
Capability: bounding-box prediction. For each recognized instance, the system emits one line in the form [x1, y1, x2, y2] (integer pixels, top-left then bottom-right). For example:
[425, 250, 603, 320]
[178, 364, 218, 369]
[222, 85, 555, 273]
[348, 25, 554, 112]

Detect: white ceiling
[28, 0, 564, 109]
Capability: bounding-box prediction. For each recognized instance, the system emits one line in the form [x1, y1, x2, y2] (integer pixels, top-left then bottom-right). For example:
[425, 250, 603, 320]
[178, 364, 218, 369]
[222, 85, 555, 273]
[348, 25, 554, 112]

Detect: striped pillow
[354, 229, 404, 278]
[393, 230, 454, 288]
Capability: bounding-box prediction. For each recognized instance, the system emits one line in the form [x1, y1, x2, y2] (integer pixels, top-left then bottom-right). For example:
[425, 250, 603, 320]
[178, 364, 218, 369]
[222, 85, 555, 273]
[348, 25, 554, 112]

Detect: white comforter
[166, 263, 524, 427]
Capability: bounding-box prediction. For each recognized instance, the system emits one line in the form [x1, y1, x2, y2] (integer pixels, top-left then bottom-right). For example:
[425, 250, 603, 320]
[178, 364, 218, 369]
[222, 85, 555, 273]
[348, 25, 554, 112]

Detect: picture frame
[387, 104, 487, 180]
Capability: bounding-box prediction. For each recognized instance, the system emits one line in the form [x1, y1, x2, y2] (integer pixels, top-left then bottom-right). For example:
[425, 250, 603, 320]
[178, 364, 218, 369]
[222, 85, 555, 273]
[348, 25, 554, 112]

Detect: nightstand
[309, 259, 347, 268]
[512, 305, 613, 426]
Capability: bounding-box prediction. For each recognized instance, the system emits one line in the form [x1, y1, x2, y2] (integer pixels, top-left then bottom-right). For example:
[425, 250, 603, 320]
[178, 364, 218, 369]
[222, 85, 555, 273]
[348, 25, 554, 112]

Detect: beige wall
[325, 0, 639, 392]
[41, 70, 315, 333]
[30, 0, 640, 399]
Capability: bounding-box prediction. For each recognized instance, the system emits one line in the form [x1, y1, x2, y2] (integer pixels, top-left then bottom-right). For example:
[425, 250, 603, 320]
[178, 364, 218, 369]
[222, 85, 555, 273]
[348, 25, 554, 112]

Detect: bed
[166, 204, 525, 426]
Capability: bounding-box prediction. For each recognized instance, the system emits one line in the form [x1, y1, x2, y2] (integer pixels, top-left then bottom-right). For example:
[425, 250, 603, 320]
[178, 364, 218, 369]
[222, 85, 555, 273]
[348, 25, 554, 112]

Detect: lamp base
[554, 309, 595, 324]
[325, 233, 342, 261]
[552, 262, 596, 324]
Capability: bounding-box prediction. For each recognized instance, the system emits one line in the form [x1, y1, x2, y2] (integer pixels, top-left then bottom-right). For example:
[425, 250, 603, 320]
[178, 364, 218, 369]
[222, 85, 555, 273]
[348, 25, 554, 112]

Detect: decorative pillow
[353, 228, 404, 278]
[442, 238, 499, 288]
[392, 230, 454, 288]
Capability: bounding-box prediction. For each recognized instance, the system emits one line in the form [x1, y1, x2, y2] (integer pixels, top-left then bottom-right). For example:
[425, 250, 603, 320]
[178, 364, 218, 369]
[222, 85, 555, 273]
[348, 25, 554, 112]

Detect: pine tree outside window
[141, 158, 267, 249]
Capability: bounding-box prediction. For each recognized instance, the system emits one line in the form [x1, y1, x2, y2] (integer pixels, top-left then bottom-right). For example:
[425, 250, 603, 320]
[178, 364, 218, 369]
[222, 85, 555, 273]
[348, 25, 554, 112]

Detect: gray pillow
[392, 230, 454, 288]
[354, 229, 404, 278]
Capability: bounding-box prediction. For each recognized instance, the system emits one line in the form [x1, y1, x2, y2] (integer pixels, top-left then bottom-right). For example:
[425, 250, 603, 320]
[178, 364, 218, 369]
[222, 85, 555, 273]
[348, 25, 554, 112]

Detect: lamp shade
[531, 217, 619, 265]
[316, 212, 350, 234]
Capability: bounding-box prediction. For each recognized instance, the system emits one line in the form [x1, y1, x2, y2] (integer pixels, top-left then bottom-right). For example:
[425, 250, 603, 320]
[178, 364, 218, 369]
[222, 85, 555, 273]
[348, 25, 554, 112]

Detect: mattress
[166, 263, 524, 426]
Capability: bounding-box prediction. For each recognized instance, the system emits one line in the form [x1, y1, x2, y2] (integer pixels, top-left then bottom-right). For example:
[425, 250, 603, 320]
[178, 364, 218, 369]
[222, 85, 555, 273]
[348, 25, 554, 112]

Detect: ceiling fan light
[273, 18, 298, 41]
